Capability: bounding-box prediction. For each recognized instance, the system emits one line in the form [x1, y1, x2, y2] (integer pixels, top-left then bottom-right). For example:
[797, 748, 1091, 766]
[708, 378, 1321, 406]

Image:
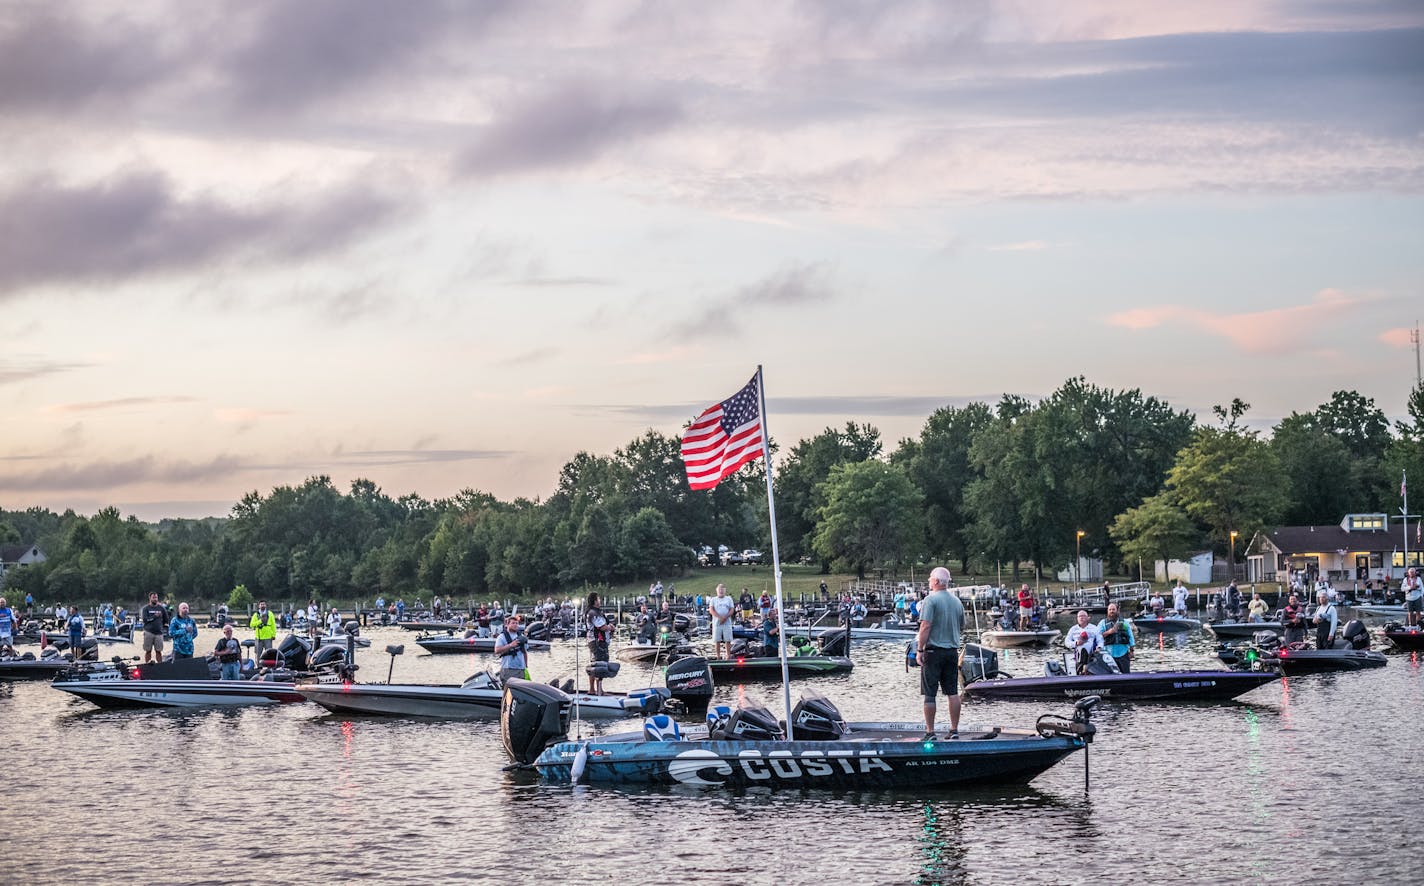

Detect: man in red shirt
[1016, 584, 1034, 630]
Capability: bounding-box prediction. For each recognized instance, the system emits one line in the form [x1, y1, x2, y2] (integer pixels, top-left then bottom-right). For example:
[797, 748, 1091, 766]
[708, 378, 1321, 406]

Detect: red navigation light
[737, 656, 745, 664]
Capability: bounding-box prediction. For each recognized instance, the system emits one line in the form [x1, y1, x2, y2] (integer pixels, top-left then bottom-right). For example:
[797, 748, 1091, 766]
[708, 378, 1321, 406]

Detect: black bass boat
[1219, 620, 1388, 674]
[415, 631, 552, 655]
[957, 644, 1279, 702]
[1381, 622, 1424, 651]
[0, 649, 95, 680]
[503, 680, 1098, 789]
[397, 619, 465, 632]
[1204, 620, 1284, 640]
[1131, 613, 1202, 635]
[699, 629, 853, 680]
[50, 635, 343, 708]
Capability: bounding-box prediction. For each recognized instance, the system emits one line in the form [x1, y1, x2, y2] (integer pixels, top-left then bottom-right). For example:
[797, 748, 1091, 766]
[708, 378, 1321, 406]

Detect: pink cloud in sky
[1106, 289, 1371, 355]
[1379, 327, 1416, 348]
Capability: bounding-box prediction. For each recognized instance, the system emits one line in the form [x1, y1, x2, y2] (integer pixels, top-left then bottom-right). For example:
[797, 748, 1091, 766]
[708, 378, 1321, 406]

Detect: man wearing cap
[140, 592, 169, 665]
[1403, 567, 1422, 627]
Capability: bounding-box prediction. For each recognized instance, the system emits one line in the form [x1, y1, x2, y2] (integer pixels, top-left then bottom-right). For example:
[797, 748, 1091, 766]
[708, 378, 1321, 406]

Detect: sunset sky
[1, 1, 1421, 521]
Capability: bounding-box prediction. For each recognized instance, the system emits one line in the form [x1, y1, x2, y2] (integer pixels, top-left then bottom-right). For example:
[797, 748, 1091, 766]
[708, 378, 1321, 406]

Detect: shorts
[920, 646, 959, 701]
[713, 621, 734, 643]
[589, 640, 609, 663]
[143, 631, 165, 653]
[0, 632, 11, 646]
[1018, 605, 1032, 616]
[1407, 597, 1422, 613]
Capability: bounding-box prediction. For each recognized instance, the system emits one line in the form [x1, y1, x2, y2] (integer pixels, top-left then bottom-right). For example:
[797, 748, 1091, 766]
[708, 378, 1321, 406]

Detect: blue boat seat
[706, 704, 732, 732]
[643, 714, 682, 741]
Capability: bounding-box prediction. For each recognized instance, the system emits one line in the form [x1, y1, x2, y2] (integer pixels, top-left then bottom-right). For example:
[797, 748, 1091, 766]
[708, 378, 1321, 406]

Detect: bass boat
[1204, 620, 1284, 640]
[416, 631, 552, 655]
[1219, 620, 1388, 674]
[1381, 622, 1424, 652]
[958, 644, 1279, 702]
[503, 681, 1098, 789]
[1130, 613, 1202, 635]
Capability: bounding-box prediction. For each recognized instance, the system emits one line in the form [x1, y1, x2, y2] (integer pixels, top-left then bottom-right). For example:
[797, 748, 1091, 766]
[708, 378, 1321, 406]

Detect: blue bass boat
[502, 680, 1097, 789]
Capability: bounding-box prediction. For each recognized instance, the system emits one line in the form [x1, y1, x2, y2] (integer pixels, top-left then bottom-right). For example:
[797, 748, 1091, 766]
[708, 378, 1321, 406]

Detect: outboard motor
[665, 656, 713, 715]
[672, 613, 693, 634]
[525, 621, 550, 642]
[585, 660, 620, 682]
[960, 643, 1000, 684]
[790, 690, 848, 741]
[1084, 651, 1121, 675]
[728, 638, 752, 657]
[273, 634, 311, 671]
[77, 638, 99, 661]
[310, 643, 346, 670]
[818, 625, 851, 657]
[1341, 619, 1370, 651]
[501, 679, 572, 766]
[712, 703, 782, 741]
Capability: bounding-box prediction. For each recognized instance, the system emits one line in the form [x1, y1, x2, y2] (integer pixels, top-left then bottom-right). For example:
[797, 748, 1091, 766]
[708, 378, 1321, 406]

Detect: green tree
[1270, 413, 1353, 524]
[812, 460, 922, 578]
[1166, 403, 1287, 547]
[775, 423, 882, 568]
[618, 507, 692, 580]
[897, 402, 993, 573]
[1109, 493, 1199, 579]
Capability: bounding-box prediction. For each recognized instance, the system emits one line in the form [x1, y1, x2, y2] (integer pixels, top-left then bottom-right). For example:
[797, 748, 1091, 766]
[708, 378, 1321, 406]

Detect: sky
[1, 0, 1422, 522]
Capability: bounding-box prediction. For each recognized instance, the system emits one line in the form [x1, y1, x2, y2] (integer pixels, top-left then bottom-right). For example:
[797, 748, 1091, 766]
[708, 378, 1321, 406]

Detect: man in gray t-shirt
[917, 566, 965, 738]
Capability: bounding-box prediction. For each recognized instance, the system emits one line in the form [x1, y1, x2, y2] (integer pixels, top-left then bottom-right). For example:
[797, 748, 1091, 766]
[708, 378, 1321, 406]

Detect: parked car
[720, 550, 745, 566]
[741, 549, 764, 565]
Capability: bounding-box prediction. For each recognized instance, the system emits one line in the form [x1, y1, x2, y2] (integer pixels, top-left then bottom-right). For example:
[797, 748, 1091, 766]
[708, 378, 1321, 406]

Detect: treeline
[3, 377, 1422, 605]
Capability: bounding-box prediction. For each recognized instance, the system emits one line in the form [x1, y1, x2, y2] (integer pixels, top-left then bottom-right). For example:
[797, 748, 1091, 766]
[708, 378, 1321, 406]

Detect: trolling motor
[1036, 695, 1100, 790]
[385, 644, 404, 683]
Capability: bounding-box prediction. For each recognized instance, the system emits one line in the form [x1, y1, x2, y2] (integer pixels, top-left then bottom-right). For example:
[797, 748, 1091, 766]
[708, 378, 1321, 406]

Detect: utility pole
[1412, 321, 1421, 385]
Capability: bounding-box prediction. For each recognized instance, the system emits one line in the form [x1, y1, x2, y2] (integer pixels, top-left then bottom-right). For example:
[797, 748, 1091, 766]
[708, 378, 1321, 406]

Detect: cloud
[1379, 326, 1418, 348]
[1106, 288, 1375, 355]
[595, 393, 984, 424]
[984, 240, 1057, 252]
[0, 356, 91, 385]
[670, 262, 838, 339]
[617, 346, 701, 365]
[47, 396, 198, 414]
[0, 171, 403, 296]
[457, 82, 685, 177]
[214, 408, 292, 425]
[503, 276, 617, 288]
[498, 347, 560, 366]
[0, 9, 176, 113]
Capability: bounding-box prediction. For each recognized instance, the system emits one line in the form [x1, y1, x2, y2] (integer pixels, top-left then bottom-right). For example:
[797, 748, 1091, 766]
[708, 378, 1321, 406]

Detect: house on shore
[1246, 514, 1422, 585]
[0, 543, 47, 586]
[1154, 551, 1214, 585]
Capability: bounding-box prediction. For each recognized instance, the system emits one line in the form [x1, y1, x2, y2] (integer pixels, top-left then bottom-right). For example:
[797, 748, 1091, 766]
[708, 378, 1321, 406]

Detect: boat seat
[706, 704, 733, 732]
[643, 714, 682, 741]
[1044, 661, 1066, 677]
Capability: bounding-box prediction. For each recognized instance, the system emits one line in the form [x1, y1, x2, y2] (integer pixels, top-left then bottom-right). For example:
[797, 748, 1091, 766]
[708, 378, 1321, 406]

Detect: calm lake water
[2, 615, 1419, 886]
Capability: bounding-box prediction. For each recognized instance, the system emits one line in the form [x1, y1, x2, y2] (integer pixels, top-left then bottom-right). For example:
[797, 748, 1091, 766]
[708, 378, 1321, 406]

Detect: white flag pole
[755, 365, 794, 739]
[1403, 470, 1409, 581]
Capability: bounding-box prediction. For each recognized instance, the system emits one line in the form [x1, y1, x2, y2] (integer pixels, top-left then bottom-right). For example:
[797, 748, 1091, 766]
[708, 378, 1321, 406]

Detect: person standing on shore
[250, 601, 276, 659]
[917, 566, 965, 740]
[140, 592, 168, 665]
[169, 603, 198, 659]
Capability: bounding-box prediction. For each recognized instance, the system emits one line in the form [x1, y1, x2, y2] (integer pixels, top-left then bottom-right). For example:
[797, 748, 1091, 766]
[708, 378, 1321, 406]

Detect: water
[2, 622, 1419, 885]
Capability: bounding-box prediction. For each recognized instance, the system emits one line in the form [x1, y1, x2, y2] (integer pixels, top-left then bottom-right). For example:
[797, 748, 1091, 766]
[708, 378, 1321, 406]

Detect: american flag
[681, 373, 764, 490]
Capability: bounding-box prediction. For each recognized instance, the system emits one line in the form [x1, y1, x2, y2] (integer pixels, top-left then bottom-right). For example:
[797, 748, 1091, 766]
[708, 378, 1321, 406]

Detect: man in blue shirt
[916, 567, 965, 739]
[66, 606, 86, 660]
[761, 607, 780, 657]
[0, 596, 17, 656]
[493, 615, 529, 683]
[169, 603, 198, 659]
[1097, 603, 1135, 673]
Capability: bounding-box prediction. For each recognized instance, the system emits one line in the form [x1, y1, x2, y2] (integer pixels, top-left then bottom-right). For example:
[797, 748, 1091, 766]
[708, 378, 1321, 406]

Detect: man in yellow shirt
[249, 600, 277, 659]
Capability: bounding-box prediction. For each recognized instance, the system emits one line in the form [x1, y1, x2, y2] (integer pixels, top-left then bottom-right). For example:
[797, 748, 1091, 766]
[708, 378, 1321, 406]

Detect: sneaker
[922, 731, 937, 741]
[948, 731, 959, 740]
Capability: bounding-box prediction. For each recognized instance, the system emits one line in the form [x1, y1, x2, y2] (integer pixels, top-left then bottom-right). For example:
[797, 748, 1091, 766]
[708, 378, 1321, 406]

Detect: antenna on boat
[573, 597, 582, 740]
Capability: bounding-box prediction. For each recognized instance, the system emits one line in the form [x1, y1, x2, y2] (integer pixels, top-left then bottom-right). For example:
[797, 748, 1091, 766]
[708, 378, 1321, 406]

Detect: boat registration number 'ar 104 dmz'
[667, 749, 892, 785]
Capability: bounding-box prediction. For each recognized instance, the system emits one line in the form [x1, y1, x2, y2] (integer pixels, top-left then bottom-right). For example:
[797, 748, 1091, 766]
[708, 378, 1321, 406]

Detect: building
[1246, 514, 1422, 584]
[0, 543, 47, 586]
[1055, 556, 1103, 584]
[1154, 551, 1213, 585]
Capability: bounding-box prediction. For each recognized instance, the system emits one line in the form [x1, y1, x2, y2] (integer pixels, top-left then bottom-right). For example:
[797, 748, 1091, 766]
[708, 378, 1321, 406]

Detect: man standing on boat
[0, 596, 17, 657]
[1172, 582, 1189, 615]
[169, 603, 198, 660]
[917, 566, 965, 740]
[1311, 591, 1338, 649]
[1016, 584, 1034, 630]
[1403, 567, 1422, 627]
[1281, 594, 1307, 645]
[1065, 611, 1103, 675]
[494, 615, 529, 684]
[709, 584, 736, 659]
[140, 591, 169, 665]
[250, 600, 277, 660]
[585, 592, 614, 693]
[213, 625, 242, 680]
[1097, 603, 1135, 673]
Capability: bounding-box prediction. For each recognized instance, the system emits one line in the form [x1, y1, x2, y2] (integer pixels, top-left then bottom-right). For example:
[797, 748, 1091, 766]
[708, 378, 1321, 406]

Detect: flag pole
[755, 364, 794, 739]
[1403, 470, 1409, 583]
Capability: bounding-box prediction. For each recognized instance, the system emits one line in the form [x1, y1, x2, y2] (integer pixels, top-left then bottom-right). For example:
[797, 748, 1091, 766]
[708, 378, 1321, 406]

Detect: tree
[1316, 390, 1391, 459]
[1166, 403, 1287, 546]
[812, 461, 922, 578]
[776, 423, 883, 568]
[898, 402, 993, 573]
[618, 507, 692, 580]
[1270, 413, 1353, 524]
[1109, 493, 1199, 579]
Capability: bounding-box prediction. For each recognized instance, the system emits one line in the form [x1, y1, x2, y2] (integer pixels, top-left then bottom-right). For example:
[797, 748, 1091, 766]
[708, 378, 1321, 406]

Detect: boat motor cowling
[664, 656, 713, 715]
[310, 644, 347, 669]
[960, 644, 1000, 684]
[525, 621, 550, 642]
[818, 625, 851, 657]
[713, 703, 782, 741]
[501, 679, 571, 766]
[791, 690, 849, 741]
[1341, 619, 1370, 650]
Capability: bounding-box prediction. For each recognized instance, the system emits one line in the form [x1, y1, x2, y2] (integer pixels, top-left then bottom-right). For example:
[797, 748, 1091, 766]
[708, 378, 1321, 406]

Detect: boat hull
[533, 733, 1082, 788]
[297, 683, 501, 718]
[1131, 617, 1202, 635]
[416, 636, 551, 655]
[1265, 649, 1388, 674]
[963, 670, 1280, 701]
[0, 659, 79, 680]
[978, 630, 1061, 648]
[706, 656, 853, 680]
[1384, 629, 1424, 651]
[1204, 621, 1283, 639]
[52, 679, 304, 708]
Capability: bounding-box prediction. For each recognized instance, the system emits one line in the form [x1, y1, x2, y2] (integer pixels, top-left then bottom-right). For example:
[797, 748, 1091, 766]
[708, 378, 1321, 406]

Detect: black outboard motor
[790, 690, 848, 741]
[818, 624, 851, 657]
[271, 634, 311, 671]
[525, 621, 550, 642]
[672, 613, 693, 634]
[712, 703, 782, 741]
[501, 679, 572, 766]
[959, 643, 1000, 685]
[310, 644, 346, 669]
[665, 656, 713, 715]
[1341, 619, 1370, 651]
[728, 638, 752, 657]
[1084, 651, 1121, 675]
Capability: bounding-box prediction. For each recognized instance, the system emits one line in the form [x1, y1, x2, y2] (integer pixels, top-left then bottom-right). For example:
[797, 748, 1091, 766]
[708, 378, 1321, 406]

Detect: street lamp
[1076, 530, 1086, 589]
[1229, 530, 1238, 582]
